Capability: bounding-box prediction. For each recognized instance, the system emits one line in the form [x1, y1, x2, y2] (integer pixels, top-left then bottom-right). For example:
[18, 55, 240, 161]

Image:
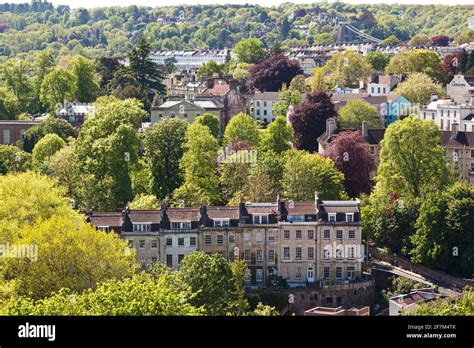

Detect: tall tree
[143, 118, 188, 200]
[223, 113, 260, 147]
[233, 37, 268, 65]
[386, 49, 442, 80]
[338, 100, 383, 130]
[0, 145, 31, 174]
[40, 69, 75, 113]
[323, 131, 375, 198]
[395, 72, 443, 106]
[289, 91, 336, 153]
[21, 117, 76, 153]
[31, 133, 66, 172]
[248, 55, 303, 92]
[75, 98, 147, 210]
[325, 50, 372, 88]
[282, 149, 345, 201]
[260, 116, 294, 154]
[72, 56, 99, 103]
[173, 123, 220, 206]
[194, 113, 220, 139]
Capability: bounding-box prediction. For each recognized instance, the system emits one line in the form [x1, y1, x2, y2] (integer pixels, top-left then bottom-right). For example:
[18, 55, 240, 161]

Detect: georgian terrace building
[88, 196, 363, 287]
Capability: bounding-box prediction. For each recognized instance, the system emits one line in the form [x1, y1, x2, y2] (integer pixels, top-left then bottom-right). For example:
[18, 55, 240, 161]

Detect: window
[205, 235, 211, 244]
[97, 226, 110, 233]
[336, 247, 343, 260]
[324, 267, 330, 279]
[256, 232, 264, 243]
[178, 254, 185, 263]
[263, 101, 267, 107]
[295, 247, 302, 260]
[268, 249, 275, 262]
[171, 222, 191, 230]
[295, 267, 302, 280]
[217, 235, 224, 245]
[133, 224, 151, 232]
[256, 249, 263, 262]
[214, 219, 230, 227]
[346, 213, 354, 222]
[128, 240, 134, 247]
[323, 247, 331, 259]
[228, 234, 235, 244]
[256, 269, 264, 282]
[178, 238, 184, 246]
[284, 230, 290, 239]
[244, 250, 251, 261]
[336, 230, 343, 239]
[328, 213, 336, 222]
[307, 267, 314, 280]
[228, 251, 235, 263]
[190, 237, 196, 246]
[308, 230, 314, 239]
[3, 129, 10, 144]
[348, 246, 355, 259]
[244, 232, 251, 243]
[307, 247, 314, 260]
[283, 247, 290, 260]
[244, 269, 251, 283]
[323, 230, 330, 240]
[166, 254, 173, 267]
[268, 234, 275, 243]
[253, 215, 268, 224]
[138, 240, 145, 249]
[166, 238, 172, 246]
[336, 267, 342, 279]
[151, 240, 158, 248]
[296, 230, 302, 239]
[347, 266, 355, 279]
[349, 230, 355, 239]
[471, 150, 474, 159]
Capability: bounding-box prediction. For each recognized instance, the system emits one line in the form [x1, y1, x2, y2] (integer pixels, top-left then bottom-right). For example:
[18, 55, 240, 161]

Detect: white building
[149, 50, 229, 71]
[419, 93, 474, 132]
[249, 91, 280, 124]
[446, 75, 474, 104]
[389, 290, 441, 316]
[367, 74, 401, 96]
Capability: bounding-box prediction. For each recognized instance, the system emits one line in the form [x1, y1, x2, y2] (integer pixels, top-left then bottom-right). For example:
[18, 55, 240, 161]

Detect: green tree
[0, 59, 33, 113]
[260, 116, 294, 154]
[223, 113, 260, 147]
[75, 98, 147, 210]
[144, 118, 188, 199]
[0, 87, 20, 120]
[129, 193, 161, 210]
[72, 56, 99, 103]
[177, 252, 246, 316]
[0, 145, 31, 174]
[325, 50, 371, 88]
[40, 69, 75, 113]
[3, 272, 202, 315]
[386, 49, 442, 80]
[0, 171, 77, 242]
[197, 60, 226, 78]
[365, 51, 390, 71]
[338, 100, 384, 130]
[173, 123, 220, 206]
[396, 72, 443, 105]
[45, 143, 79, 198]
[32, 133, 66, 172]
[272, 84, 302, 118]
[376, 116, 452, 200]
[410, 182, 474, 277]
[4, 215, 137, 299]
[195, 113, 220, 139]
[407, 287, 474, 316]
[310, 67, 334, 92]
[233, 37, 268, 64]
[22, 117, 76, 153]
[282, 149, 345, 201]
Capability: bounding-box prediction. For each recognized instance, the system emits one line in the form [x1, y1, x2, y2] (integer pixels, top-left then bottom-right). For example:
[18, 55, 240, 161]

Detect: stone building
[88, 196, 363, 287]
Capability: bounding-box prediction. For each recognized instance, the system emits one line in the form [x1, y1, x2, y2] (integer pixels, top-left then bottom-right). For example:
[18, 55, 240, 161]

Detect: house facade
[249, 91, 280, 124]
[446, 75, 474, 104]
[88, 196, 363, 287]
[0, 120, 41, 145]
[441, 123, 474, 184]
[150, 99, 224, 125]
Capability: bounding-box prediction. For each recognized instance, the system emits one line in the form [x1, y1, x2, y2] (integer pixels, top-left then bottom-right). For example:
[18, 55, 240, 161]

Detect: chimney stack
[452, 122, 459, 140]
[326, 118, 337, 136]
[362, 121, 369, 139]
[431, 93, 438, 102]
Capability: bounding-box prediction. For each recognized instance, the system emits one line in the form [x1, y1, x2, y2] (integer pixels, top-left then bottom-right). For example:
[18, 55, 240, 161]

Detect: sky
[6, 0, 474, 9]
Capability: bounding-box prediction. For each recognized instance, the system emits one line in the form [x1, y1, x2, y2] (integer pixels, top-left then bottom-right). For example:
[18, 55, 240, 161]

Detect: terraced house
[88, 195, 363, 287]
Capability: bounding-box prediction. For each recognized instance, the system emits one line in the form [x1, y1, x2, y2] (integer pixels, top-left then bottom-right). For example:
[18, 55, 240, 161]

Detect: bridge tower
[336, 22, 356, 44]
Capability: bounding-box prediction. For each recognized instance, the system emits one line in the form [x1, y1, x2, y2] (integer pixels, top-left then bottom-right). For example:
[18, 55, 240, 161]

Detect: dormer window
[133, 223, 151, 232]
[214, 219, 230, 227]
[97, 226, 110, 233]
[171, 221, 192, 230]
[253, 214, 269, 224]
[346, 213, 354, 222]
[328, 213, 337, 222]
